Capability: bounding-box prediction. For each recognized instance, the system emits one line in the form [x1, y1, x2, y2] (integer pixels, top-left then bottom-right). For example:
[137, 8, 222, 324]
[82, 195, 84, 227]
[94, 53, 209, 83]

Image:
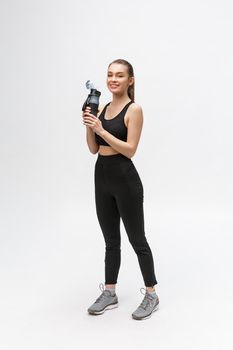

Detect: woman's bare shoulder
[97, 104, 106, 117]
[129, 102, 143, 113]
[125, 102, 143, 128]
[128, 102, 143, 117]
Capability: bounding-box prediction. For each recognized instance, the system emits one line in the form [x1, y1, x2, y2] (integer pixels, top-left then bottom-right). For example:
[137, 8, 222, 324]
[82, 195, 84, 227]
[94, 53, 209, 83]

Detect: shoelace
[94, 283, 112, 304]
[139, 287, 156, 310]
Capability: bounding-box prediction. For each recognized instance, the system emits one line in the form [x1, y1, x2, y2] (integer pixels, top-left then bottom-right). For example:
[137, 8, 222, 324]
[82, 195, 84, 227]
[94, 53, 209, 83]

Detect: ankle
[105, 284, 116, 296]
[105, 284, 116, 289]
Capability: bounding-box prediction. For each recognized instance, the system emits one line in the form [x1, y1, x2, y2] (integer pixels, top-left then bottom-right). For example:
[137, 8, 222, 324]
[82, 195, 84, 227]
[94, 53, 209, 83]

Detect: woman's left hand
[82, 107, 104, 135]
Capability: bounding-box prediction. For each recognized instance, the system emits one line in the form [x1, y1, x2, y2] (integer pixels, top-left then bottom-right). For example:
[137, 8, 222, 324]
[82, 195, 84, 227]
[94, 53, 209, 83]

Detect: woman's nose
[110, 76, 117, 81]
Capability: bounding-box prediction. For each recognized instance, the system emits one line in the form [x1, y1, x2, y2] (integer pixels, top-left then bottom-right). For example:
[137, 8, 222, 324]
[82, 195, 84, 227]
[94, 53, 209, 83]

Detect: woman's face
[107, 63, 134, 96]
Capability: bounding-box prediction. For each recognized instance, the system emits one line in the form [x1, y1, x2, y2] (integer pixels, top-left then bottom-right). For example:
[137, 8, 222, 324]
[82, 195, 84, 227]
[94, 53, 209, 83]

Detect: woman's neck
[111, 93, 131, 107]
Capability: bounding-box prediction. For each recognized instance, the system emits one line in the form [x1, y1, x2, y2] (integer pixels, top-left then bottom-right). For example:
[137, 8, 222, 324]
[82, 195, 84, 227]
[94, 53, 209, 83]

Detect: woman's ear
[129, 76, 134, 86]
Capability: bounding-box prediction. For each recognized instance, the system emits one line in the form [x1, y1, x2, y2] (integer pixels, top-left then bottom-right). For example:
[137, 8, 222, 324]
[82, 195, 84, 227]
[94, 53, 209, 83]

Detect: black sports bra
[95, 100, 134, 146]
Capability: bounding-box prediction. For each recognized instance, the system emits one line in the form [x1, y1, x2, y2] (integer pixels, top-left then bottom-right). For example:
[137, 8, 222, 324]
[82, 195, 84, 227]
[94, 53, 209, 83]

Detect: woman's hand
[82, 106, 104, 135]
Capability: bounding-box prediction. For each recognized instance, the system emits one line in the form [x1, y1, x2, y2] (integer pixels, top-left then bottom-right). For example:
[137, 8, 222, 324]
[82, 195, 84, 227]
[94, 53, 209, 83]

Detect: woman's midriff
[98, 145, 120, 156]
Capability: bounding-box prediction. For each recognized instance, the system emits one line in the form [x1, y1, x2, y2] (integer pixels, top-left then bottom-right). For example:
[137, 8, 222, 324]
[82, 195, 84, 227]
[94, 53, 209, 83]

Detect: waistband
[96, 153, 132, 164]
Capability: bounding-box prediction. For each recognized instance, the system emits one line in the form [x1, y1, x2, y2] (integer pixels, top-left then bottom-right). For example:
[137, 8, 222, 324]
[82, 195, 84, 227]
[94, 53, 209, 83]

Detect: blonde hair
[108, 59, 135, 101]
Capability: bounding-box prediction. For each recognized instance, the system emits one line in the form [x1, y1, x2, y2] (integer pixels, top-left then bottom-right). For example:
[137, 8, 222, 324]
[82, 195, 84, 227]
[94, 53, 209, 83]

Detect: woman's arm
[98, 104, 143, 159]
[83, 105, 104, 154]
[85, 127, 99, 154]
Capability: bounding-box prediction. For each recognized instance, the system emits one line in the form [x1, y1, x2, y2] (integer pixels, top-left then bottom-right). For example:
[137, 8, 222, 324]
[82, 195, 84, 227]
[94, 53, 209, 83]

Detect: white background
[0, 0, 233, 349]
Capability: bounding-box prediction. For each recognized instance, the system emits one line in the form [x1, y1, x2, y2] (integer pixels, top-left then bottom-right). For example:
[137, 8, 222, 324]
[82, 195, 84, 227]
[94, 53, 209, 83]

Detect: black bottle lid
[90, 89, 101, 97]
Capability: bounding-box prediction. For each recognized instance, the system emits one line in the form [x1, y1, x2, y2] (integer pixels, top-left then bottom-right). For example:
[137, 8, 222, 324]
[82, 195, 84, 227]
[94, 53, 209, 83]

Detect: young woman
[82, 59, 159, 320]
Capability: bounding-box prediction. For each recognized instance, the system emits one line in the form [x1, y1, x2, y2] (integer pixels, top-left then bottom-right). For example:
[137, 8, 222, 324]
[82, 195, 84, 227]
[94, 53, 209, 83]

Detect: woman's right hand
[82, 106, 92, 127]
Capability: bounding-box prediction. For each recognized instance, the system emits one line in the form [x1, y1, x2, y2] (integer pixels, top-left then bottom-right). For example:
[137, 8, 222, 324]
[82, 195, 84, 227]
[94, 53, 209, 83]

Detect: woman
[82, 59, 159, 320]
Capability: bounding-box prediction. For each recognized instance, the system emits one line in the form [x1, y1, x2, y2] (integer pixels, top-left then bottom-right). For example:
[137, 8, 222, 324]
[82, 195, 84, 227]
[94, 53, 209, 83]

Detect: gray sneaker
[87, 283, 118, 315]
[132, 287, 159, 320]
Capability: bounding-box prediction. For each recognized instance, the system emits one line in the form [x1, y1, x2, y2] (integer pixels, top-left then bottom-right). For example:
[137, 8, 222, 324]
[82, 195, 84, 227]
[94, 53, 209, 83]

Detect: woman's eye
[108, 74, 124, 77]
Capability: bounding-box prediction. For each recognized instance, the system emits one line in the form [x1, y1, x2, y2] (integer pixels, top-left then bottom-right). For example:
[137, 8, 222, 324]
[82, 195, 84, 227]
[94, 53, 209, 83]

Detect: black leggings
[94, 153, 158, 287]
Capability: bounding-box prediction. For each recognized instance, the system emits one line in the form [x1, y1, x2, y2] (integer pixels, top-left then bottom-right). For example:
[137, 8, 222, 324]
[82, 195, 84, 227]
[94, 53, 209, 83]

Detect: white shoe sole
[88, 302, 118, 315]
[132, 303, 159, 320]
